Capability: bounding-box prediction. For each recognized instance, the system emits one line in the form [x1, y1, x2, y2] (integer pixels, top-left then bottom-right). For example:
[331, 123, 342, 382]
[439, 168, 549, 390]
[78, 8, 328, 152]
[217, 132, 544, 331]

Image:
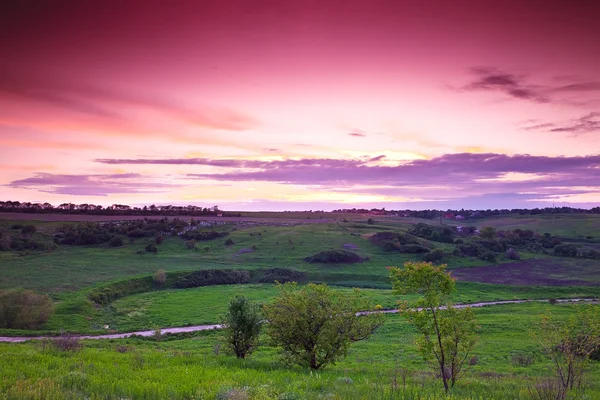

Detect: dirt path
[1, 298, 596, 343]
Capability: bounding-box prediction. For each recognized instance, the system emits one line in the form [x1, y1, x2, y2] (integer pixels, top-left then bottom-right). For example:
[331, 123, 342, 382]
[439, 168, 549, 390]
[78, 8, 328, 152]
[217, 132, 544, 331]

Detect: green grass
[1, 302, 599, 399]
[74, 282, 600, 334]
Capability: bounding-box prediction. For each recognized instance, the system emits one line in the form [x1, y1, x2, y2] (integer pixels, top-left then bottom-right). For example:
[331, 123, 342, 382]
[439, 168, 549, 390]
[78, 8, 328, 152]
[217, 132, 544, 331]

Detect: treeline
[333, 206, 600, 219]
[0, 201, 241, 217]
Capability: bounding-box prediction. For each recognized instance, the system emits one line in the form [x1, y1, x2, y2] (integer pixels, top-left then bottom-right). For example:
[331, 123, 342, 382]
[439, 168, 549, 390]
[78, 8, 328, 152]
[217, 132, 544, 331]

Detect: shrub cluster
[181, 230, 229, 241]
[174, 269, 250, 289]
[304, 249, 364, 263]
[408, 223, 455, 243]
[0, 289, 54, 329]
[258, 268, 306, 283]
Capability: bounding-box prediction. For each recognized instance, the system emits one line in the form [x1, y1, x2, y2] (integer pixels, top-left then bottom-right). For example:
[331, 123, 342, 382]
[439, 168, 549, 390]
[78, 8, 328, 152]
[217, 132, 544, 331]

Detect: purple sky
[1, 1, 599, 210]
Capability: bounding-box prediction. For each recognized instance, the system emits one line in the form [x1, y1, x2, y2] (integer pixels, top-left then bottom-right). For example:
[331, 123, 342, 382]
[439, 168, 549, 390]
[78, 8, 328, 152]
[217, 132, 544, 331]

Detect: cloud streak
[7, 173, 181, 196]
[461, 67, 600, 106]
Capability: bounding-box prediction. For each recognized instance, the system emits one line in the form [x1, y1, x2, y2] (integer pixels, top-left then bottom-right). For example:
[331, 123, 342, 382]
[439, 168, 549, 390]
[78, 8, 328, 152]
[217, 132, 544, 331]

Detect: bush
[506, 248, 521, 260]
[478, 251, 497, 262]
[554, 244, 578, 257]
[20, 225, 37, 236]
[182, 230, 229, 241]
[397, 244, 430, 254]
[153, 269, 167, 286]
[263, 283, 384, 369]
[145, 243, 158, 253]
[304, 250, 363, 263]
[203, 245, 210, 252]
[185, 239, 197, 250]
[108, 235, 124, 247]
[511, 352, 534, 367]
[51, 333, 82, 352]
[0, 289, 54, 329]
[224, 238, 235, 246]
[175, 269, 250, 289]
[258, 268, 306, 283]
[423, 248, 446, 263]
[155, 235, 164, 245]
[221, 296, 262, 359]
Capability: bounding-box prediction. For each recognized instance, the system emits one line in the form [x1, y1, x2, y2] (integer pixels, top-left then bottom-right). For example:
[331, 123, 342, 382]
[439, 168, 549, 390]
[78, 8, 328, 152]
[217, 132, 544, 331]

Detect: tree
[263, 283, 384, 370]
[533, 305, 600, 398]
[389, 261, 478, 392]
[221, 295, 262, 359]
[479, 226, 497, 239]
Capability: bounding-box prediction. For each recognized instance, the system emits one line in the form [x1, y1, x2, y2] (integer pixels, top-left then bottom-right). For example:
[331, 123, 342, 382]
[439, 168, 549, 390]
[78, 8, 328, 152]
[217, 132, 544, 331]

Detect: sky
[1, 0, 599, 211]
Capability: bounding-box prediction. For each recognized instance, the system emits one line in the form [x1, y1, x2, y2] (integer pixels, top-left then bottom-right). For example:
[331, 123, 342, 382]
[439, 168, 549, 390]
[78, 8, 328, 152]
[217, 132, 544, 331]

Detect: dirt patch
[451, 258, 600, 286]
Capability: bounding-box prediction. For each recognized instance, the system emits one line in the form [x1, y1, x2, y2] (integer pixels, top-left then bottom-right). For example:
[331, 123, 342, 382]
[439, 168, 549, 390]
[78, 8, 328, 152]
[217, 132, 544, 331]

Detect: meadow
[1, 213, 599, 399]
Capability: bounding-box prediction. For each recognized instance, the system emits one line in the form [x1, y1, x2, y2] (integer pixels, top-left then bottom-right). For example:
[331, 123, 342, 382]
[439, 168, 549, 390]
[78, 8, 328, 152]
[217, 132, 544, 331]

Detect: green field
[1, 213, 599, 399]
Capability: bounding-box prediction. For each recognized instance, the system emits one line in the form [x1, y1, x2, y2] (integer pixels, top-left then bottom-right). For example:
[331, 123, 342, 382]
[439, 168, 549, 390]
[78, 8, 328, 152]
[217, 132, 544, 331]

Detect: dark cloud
[8, 173, 180, 196]
[523, 113, 600, 136]
[462, 67, 600, 105]
[463, 67, 548, 103]
[549, 112, 600, 136]
[97, 154, 600, 198]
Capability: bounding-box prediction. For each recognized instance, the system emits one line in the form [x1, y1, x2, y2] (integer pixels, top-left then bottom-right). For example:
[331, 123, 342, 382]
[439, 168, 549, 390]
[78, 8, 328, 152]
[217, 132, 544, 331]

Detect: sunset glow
[1, 1, 599, 210]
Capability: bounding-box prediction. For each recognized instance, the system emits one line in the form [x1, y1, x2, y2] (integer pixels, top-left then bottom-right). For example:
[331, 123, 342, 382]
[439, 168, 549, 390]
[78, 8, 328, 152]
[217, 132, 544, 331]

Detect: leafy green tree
[221, 295, 262, 359]
[389, 261, 478, 392]
[479, 226, 497, 240]
[263, 283, 384, 370]
[533, 305, 600, 397]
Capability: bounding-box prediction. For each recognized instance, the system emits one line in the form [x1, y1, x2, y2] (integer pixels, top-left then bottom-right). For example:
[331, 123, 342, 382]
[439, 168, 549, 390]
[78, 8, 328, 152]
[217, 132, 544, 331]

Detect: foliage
[506, 248, 521, 260]
[153, 269, 167, 286]
[221, 295, 262, 359]
[224, 238, 235, 246]
[553, 244, 578, 257]
[304, 249, 363, 263]
[533, 305, 600, 398]
[0, 289, 54, 329]
[174, 269, 250, 289]
[182, 230, 229, 241]
[389, 261, 479, 392]
[108, 235, 124, 247]
[408, 223, 455, 243]
[257, 268, 306, 283]
[423, 248, 447, 263]
[263, 283, 384, 369]
[479, 226, 497, 240]
[145, 243, 158, 253]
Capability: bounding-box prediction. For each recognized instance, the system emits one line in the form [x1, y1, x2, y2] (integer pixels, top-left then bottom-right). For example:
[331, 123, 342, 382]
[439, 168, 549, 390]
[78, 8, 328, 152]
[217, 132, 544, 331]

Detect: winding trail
[1, 298, 597, 343]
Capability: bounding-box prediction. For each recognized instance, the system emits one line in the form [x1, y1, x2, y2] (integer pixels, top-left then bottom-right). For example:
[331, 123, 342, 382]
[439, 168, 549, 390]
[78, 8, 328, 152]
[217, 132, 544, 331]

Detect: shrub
[20, 225, 37, 236]
[423, 248, 446, 263]
[182, 230, 229, 241]
[367, 218, 375, 225]
[258, 268, 306, 283]
[512, 352, 534, 367]
[108, 235, 124, 247]
[397, 244, 429, 254]
[153, 269, 167, 286]
[203, 245, 210, 252]
[478, 251, 497, 262]
[185, 239, 197, 250]
[304, 249, 363, 263]
[51, 333, 82, 352]
[155, 235, 164, 245]
[175, 269, 250, 289]
[554, 244, 578, 257]
[263, 283, 384, 369]
[224, 238, 235, 246]
[506, 248, 521, 260]
[221, 296, 262, 359]
[145, 243, 158, 253]
[0, 289, 54, 329]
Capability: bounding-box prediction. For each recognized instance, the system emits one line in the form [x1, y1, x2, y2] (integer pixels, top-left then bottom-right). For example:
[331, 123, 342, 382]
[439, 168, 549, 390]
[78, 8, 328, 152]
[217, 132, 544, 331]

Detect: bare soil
[451, 258, 600, 286]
